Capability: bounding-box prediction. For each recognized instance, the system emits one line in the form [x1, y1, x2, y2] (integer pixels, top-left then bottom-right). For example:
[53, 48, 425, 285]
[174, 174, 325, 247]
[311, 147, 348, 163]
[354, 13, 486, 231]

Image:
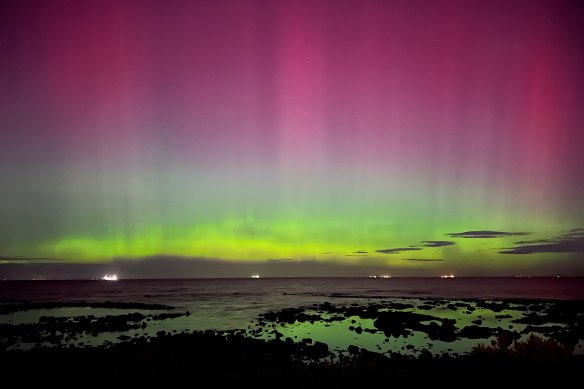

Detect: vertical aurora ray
[0, 0, 583, 276]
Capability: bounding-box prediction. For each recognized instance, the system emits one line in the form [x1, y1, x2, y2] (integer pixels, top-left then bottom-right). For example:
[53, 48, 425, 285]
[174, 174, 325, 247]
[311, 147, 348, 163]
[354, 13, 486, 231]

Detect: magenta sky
[1, 0, 583, 278]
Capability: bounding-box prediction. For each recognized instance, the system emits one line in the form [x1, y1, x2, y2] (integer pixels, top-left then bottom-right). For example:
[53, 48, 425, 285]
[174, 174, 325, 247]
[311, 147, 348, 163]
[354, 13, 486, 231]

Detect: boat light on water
[102, 274, 118, 281]
[440, 274, 455, 279]
[251, 274, 260, 279]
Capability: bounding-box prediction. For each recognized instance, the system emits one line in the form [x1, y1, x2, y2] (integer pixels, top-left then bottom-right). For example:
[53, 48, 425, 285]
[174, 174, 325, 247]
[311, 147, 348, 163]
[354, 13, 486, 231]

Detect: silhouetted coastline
[1, 329, 583, 383]
[1, 297, 584, 383]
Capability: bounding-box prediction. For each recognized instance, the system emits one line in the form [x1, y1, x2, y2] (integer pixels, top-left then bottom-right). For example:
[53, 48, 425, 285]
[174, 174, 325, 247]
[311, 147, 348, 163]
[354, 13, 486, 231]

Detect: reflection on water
[1, 278, 583, 355]
[255, 300, 555, 357]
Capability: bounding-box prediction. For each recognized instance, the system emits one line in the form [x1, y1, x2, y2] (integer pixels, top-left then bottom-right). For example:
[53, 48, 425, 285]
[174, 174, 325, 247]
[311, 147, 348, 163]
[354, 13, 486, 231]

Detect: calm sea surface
[1, 277, 582, 330]
[2, 278, 583, 355]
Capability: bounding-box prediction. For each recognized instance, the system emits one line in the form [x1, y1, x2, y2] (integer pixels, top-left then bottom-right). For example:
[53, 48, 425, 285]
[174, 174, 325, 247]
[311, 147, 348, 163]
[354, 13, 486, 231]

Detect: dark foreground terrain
[2, 298, 584, 384]
[1, 329, 583, 384]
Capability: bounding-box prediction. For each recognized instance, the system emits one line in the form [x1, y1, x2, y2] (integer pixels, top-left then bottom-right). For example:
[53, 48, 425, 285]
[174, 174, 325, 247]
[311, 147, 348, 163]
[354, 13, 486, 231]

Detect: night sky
[1, 0, 583, 279]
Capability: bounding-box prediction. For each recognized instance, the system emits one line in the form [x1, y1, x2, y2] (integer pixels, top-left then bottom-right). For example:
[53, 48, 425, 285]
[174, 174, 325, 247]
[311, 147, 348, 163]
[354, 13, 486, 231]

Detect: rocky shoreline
[1, 329, 583, 383]
[1, 298, 583, 382]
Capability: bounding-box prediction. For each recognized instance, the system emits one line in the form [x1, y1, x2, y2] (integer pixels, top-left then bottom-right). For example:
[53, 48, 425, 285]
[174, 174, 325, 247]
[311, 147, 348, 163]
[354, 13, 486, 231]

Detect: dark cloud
[565, 228, 584, 237]
[513, 239, 552, 245]
[500, 229, 584, 254]
[403, 258, 445, 262]
[376, 247, 422, 254]
[0, 255, 62, 262]
[0, 255, 396, 279]
[353, 251, 368, 254]
[420, 241, 455, 248]
[447, 231, 530, 239]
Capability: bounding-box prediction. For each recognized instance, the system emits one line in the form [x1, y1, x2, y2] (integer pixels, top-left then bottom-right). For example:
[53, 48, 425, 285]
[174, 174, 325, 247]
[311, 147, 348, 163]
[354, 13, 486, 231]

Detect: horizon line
[2, 275, 576, 281]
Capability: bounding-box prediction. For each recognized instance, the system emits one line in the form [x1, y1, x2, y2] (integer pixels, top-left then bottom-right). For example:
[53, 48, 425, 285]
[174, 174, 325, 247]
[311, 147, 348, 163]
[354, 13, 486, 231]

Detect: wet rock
[0, 301, 176, 314]
[459, 325, 495, 339]
[373, 311, 435, 339]
[424, 319, 457, 342]
[311, 341, 329, 358]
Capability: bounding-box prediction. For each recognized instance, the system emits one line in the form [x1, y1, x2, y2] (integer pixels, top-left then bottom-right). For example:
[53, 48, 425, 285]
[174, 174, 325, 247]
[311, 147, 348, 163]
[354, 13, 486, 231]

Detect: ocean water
[1, 277, 583, 355]
[1, 277, 583, 328]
